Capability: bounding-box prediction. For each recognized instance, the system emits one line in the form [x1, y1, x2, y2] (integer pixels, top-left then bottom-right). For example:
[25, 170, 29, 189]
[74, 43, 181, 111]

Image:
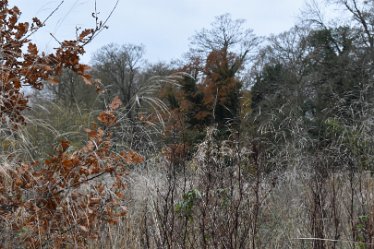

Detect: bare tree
[46, 68, 97, 109]
[92, 43, 145, 110]
[190, 13, 258, 58]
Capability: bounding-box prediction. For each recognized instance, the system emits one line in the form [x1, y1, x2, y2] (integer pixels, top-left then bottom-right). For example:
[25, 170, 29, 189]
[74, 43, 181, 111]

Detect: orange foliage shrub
[0, 116, 142, 247]
[0, 1, 143, 247]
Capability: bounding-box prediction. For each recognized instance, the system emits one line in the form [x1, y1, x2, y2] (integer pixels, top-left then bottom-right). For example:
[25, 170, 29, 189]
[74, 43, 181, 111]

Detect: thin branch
[294, 237, 374, 245]
[84, 0, 120, 45]
[24, 0, 65, 40]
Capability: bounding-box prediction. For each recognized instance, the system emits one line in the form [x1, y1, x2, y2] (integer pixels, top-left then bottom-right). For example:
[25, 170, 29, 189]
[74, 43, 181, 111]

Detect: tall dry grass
[83, 125, 374, 249]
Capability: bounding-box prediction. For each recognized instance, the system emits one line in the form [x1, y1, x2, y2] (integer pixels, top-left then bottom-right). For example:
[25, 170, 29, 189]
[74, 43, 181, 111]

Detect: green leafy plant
[175, 188, 201, 219]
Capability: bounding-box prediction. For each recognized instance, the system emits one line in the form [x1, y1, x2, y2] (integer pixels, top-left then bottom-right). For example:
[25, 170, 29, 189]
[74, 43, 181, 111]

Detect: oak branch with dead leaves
[0, 1, 143, 247]
[0, 0, 95, 127]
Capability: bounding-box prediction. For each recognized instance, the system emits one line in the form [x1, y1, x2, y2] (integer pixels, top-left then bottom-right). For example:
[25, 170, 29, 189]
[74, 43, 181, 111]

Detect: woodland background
[1, 0, 374, 248]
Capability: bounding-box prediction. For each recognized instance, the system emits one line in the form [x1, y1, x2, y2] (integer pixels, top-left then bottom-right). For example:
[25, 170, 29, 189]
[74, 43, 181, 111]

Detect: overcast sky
[12, 0, 307, 64]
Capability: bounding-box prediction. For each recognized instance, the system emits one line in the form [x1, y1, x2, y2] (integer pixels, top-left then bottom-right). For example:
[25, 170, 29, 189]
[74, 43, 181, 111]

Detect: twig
[24, 0, 65, 40]
[84, 0, 119, 45]
[294, 237, 374, 245]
